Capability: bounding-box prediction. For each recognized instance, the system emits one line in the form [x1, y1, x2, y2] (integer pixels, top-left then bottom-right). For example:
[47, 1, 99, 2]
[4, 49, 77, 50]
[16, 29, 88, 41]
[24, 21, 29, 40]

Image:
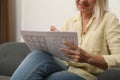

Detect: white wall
[13, 0, 22, 41]
[16, 0, 120, 41]
[21, 0, 76, 31]
[109, 0, 120, 20]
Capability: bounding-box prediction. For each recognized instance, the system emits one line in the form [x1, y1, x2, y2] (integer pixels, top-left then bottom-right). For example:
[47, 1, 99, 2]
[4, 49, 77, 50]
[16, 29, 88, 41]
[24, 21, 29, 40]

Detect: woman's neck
[81, 12, 92, 20]
[81, 12, 93, 32]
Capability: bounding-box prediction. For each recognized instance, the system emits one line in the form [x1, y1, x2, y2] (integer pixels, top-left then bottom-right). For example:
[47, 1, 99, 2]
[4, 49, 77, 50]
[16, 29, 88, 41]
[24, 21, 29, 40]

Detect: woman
[10, 0, 120, 80]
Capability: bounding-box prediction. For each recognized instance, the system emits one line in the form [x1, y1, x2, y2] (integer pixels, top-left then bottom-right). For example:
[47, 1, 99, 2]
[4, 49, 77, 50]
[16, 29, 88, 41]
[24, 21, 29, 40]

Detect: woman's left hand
[60, 41, 108, 70]
[60, 41, 90, 63]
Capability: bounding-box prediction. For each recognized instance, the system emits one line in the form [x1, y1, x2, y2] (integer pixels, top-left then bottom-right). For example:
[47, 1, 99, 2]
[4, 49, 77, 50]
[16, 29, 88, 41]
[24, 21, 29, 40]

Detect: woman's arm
[60, 41, 108, 70]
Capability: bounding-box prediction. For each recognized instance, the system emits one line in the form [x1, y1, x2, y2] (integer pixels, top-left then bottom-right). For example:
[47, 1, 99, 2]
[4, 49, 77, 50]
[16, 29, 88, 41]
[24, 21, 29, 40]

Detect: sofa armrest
[0, 42, 31, 76]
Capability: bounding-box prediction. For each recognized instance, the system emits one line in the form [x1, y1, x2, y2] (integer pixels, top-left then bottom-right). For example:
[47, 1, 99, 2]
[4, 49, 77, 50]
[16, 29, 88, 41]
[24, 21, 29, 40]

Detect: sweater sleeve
[103, 14, 120, 69]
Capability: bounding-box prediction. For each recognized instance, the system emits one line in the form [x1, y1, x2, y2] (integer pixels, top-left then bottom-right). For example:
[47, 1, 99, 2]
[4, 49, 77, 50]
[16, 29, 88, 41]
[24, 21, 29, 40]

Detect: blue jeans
[10, 51, 85, 80]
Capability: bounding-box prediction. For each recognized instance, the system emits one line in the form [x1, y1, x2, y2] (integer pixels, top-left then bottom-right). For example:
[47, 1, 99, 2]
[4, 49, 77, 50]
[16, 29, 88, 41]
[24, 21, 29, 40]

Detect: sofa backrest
[0, 42, 31, 76]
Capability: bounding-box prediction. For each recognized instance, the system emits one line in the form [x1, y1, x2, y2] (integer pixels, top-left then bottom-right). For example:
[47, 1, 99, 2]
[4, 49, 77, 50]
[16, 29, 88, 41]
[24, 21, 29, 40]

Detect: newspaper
[21, 31, 78, 61]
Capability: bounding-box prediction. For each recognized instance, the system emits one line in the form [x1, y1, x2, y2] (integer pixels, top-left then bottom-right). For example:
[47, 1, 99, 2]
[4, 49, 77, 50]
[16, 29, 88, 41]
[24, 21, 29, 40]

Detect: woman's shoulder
[103, 11, 120, 31]
[104, 11, 118, 19]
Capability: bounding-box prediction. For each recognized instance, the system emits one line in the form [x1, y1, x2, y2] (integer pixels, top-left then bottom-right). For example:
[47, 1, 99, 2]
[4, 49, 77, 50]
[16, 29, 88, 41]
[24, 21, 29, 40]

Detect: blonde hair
[94, 0, 109, 21]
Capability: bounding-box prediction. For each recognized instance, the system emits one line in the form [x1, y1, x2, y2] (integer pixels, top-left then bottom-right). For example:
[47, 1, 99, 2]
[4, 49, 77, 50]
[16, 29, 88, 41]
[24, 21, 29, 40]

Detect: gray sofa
[0, 42, 31, 80]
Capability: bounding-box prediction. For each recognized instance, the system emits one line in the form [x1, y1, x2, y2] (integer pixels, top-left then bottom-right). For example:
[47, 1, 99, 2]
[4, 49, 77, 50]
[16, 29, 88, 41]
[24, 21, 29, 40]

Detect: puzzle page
[21, 31, 78, 61]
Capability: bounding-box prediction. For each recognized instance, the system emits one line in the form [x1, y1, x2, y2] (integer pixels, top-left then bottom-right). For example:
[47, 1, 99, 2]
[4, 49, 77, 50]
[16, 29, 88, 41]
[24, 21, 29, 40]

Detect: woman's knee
[26, 51, 54, 62]
[26, 51, 67, 69]
[18, 51, 63, 71]
[11, 51, 65, 80]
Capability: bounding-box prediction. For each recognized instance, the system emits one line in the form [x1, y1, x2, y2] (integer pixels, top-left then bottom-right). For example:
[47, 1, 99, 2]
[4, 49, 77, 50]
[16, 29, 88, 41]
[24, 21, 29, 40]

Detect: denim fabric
[10, 51, 85, 80]
[46, 71, 85, 80]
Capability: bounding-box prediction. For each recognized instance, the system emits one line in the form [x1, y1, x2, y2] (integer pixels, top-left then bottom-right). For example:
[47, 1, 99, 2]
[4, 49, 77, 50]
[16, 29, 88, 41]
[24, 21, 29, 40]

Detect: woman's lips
[78, 3, 89, 9]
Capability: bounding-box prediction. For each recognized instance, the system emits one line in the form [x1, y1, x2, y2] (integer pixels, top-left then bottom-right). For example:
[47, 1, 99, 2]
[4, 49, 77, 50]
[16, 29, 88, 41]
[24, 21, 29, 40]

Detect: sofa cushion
[0, 42, 31, 76]
[0, 76, 10, 80]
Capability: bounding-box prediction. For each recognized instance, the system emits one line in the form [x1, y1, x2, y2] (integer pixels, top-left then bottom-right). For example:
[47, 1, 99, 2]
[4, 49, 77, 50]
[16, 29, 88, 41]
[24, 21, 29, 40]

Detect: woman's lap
[10, 50, 120, 80]
[10, 51, 68, 80]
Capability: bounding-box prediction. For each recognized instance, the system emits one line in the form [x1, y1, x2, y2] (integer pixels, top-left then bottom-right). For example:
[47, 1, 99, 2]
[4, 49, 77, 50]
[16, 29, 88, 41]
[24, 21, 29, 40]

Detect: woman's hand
[60, 41, 108, 70]
[50, 26, 59, 32]
[60, 41, 90, 63]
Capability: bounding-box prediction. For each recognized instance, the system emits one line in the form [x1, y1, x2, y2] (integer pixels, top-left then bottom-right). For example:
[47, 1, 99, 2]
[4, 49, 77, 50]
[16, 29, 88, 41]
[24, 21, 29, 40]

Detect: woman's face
[76, 0, 96, 14]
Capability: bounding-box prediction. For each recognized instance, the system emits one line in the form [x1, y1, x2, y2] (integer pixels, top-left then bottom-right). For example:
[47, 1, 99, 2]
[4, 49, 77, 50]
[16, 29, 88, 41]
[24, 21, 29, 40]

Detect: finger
[66, 54, 80, 59]
[72, 59, 79, 62]
[63, 41, 78, 50]
[50, 26, 56, 31]
[60, 48, 80, 55]
[60, 48, 69, 54]
[50, 26, 59, 32]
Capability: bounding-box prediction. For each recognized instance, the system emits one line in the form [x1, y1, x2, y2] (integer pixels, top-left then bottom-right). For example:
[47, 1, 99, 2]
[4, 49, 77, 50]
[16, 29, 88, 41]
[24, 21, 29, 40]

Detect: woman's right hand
[50, 25, 59, 32]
